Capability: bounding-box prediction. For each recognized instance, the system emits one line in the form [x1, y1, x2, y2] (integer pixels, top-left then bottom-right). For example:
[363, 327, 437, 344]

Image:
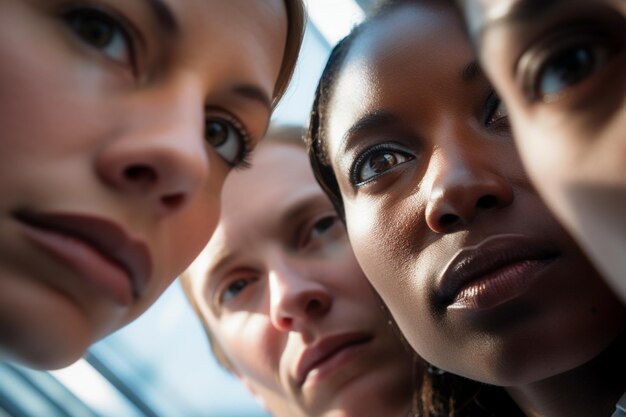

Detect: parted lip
[294, 332, 372, 387]
[437, 234, 559, 307]
[14, 210, 152, 298]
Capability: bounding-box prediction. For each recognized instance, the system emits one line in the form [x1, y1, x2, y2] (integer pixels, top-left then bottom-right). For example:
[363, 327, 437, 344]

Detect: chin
[1, 314, 93, 370]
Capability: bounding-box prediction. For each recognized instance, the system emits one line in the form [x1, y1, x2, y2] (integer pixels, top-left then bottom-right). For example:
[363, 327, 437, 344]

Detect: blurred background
[0, 1, 375, 416]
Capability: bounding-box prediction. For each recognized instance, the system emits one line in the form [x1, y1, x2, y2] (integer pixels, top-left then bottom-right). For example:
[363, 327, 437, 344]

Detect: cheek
[221, 315, 285, 389]
[345, 196, 426, 310]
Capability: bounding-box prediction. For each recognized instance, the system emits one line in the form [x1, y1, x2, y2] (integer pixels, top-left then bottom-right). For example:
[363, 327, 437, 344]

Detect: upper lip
[437, 234, 559, 307]
[14, 210, 152, 298]
[294, 332, 372, 386]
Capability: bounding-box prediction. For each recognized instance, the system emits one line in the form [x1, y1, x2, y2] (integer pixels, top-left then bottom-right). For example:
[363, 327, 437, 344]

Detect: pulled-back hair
[305, 1, 524, 416]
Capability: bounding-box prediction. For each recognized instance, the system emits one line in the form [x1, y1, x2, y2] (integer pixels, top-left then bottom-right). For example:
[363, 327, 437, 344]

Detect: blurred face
[0, 0, 287, 368]
[323, 3, 625, 386]
[186, 141, 414, 417]
[456, 0, 626, 299]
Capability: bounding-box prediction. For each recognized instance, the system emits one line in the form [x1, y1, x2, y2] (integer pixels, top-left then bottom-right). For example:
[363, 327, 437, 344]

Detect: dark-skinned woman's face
[322, 2, 625, 386]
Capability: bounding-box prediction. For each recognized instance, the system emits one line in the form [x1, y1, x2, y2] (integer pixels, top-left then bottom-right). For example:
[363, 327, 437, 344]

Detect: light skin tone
[455, 0, 626, 301]
[0, 0, 287, 369]
[185, 139, 415, 417]
[319, 3, 625, 417]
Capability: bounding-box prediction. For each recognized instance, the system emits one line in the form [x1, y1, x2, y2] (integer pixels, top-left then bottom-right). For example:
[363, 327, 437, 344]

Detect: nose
[424, 145, 514, 233]
[96, 85, 209, 216]
[268, 257, 332, 333]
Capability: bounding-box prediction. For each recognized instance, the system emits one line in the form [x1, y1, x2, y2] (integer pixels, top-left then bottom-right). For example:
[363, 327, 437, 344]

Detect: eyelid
[516, 21, 619, 103]
[296, 211, 339, 249]
[59, 1, 145, 73]
[205, 108, 253, 168]
[350, 142, 415, 187]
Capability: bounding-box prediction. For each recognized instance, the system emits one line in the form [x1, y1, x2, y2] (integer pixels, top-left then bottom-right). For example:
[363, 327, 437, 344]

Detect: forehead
[168, 0, 287, 96]
[200, 142, 323, 253]
[222, 142, 317, 218]
[326, 3, 471, 152]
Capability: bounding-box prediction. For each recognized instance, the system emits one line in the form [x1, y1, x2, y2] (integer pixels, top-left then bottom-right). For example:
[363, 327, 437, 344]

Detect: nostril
[439, 213, 459, 228]
[306, 299, 322, 315]
[161, 193, 186, 210]
[124, 165, 157, 185]
[477, 195, 498, 209]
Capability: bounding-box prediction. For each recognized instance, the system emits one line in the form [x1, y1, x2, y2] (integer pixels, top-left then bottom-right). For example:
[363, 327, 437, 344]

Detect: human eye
[484, 90, 509, 127]
[350, 143, 414, 186]
[205, 114, 252, 168]
[517, 23, 620, 103]
[219, 276, 257, 305]
[297, 212, 343, 251]
[62, 4, 137, 69]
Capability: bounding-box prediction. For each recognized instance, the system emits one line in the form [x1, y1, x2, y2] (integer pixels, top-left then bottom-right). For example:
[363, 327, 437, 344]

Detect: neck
[506, 332, 626, 417]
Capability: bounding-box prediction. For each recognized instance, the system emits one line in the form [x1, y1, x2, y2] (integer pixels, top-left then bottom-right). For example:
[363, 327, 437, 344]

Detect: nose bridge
[96, 77, 210, 215]
[268, 253, 331, 333]
[424, 127, 514, 232]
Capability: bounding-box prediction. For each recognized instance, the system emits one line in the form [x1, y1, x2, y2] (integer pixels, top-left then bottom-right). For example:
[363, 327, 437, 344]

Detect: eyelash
[483, 90, 509, 127]
[350, 143, 415, 187]
[517, 22, 620, 103]
[61, 2, 140, 73]
[297, 213, 340, 249]
[205, 110, 253, 169]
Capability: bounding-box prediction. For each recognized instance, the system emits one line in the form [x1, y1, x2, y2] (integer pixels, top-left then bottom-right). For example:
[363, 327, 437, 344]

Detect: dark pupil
[71, 15, 114, 47]
[206, 121, 228, 146]
[369, 153, 397, 174]
[313, 217, 335, 233]
[543, 47, 593, 94]
[227, 280, 246, 296]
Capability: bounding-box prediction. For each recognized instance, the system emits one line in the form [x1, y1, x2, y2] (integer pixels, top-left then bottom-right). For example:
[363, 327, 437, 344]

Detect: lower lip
[448, 259, 556, 311]
[18, 221, 133, 306]
[302, 341, 369, 389]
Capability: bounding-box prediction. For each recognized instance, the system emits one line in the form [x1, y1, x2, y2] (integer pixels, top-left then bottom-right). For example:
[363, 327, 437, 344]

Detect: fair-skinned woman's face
[323, 3, 625, 386]
[456, 0, 626, 301]
[186, 142, 414, 417]
[0, 0, 287, 368]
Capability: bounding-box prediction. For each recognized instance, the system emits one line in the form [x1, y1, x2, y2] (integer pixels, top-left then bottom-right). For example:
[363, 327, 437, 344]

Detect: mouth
[437, 234, 559, 311]
[14, 210, 152, 306]
[295, 333, 372, 388]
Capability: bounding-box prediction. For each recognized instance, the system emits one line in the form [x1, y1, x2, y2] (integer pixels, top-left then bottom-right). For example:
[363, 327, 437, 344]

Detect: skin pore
[455, 0, 626, 301]
[183, 136, 416, 417]
[307, 2, 626, 416]
[0, 0, 300, 368]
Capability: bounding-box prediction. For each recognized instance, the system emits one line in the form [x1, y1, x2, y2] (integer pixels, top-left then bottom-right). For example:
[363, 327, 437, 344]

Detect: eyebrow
[144, 0, 179, 36]
[460, 60, 483, 82]
[232, 84, 273, 111]
[339, 110, 399, 153]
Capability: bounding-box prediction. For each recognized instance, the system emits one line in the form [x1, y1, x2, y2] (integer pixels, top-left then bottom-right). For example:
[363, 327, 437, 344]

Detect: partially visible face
[323, 3, 625, 386]
[186, 141, 414, 417]
[457, 0, 626, 299]
[0, 0, 287, 368]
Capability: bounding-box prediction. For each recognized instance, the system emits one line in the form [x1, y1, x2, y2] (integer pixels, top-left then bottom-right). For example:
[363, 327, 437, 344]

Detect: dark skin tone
[320, 3, 626, 416]
[455, 0, 626, 302]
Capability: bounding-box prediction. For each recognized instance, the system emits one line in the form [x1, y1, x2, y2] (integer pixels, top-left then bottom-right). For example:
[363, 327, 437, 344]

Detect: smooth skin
[456, 0, 626, 300]
[0, 0, 287, 368]
[185, 140, 415, 417]
[317, 3, 626, 416]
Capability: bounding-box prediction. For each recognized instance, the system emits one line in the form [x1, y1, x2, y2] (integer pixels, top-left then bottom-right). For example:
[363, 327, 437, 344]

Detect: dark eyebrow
[460, 60, 483, 82]
[232, 84, 273, 111]
[339, 110, 400, 153]
[144, 0, 179, 36]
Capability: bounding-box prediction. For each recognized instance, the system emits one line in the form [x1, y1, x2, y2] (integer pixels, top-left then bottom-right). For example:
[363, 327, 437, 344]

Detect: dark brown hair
[304, 1, 524, 416]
